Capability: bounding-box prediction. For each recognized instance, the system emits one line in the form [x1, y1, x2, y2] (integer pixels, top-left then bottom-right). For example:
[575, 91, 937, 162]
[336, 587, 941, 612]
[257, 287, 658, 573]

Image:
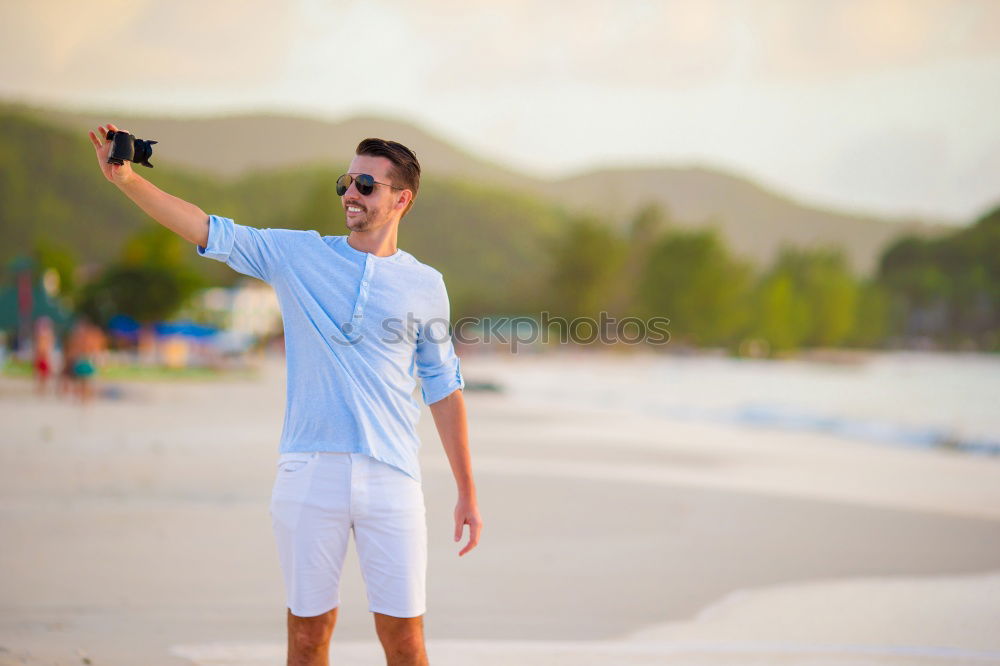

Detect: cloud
[401, 1, 736, 91]
[0, 0, 294, 104]
[373, 0, 1000, 91]
[751, 0, 1000, 82]
[5, 0, 996, 102]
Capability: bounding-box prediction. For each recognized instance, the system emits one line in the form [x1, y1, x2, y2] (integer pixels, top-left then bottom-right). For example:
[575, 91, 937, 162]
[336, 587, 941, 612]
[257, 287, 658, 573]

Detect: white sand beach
[1, 352, 999, 666]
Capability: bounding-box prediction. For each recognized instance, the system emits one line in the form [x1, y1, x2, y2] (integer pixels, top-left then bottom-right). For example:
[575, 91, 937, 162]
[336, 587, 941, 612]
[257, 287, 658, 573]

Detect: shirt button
[362, 281, 369, 287]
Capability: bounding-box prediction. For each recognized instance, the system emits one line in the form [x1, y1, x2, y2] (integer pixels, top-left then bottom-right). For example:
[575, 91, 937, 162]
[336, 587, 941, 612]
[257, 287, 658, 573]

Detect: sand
[1, 354, 999, 666]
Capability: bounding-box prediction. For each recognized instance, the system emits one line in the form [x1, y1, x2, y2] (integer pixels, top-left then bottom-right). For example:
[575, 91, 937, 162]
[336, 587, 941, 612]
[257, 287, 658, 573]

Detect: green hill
[25, 103, 957, 276]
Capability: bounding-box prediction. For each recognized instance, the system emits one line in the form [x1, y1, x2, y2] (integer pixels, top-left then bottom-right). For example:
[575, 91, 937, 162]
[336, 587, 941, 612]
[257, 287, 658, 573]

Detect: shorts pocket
[276, 453, 318, 474]
[271, 453, 319, 517]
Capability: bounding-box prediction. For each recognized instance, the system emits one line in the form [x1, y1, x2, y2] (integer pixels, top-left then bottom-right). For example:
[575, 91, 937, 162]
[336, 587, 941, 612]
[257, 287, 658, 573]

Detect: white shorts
[269, 451, 427, 618]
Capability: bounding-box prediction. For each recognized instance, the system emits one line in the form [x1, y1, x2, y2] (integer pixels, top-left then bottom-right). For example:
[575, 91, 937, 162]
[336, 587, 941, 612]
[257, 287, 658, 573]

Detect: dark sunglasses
[336, 173, 401, 197]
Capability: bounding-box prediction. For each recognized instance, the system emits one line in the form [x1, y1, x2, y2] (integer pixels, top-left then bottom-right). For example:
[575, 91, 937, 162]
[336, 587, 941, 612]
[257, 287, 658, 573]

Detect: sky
[2, 0, 999, 223]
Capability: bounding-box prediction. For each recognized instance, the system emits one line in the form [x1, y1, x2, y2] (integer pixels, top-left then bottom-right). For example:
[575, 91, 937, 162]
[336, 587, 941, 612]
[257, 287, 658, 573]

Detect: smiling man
[89, 125, 481, 666]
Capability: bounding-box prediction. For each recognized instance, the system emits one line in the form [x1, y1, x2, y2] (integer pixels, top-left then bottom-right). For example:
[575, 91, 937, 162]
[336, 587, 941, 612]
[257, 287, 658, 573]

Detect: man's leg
[374, 612, 428, 666]
[287, 607, 338, 666]
[271, 453, 353, 666]
[352, 454, 429, 665]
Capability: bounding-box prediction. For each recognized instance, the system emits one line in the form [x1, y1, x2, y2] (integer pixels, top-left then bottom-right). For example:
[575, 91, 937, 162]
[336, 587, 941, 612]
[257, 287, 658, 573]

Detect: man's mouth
[346, 205, 365, 214]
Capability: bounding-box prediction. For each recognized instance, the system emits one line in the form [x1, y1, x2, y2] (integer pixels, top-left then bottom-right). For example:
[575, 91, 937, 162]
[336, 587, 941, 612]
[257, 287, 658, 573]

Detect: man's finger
[459, 535, 478, 556]
[472, 520, 482, 544]
[88, 130, 101, 149]
[458, 519, 481, 556]
[454, 520, 464, 542]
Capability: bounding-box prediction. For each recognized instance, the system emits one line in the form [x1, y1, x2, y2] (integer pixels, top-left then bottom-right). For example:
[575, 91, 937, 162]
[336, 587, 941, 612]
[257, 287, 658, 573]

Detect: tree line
[545, 203, 998, 355]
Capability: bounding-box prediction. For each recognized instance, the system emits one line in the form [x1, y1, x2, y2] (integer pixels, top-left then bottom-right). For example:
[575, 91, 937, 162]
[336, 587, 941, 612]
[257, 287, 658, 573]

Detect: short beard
[346, 216, 371, 232]
[346, 209, 389, 233]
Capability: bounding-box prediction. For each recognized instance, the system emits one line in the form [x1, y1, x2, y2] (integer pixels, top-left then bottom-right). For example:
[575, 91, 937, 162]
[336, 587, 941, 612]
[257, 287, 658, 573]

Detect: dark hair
[355, 138, 421, 199]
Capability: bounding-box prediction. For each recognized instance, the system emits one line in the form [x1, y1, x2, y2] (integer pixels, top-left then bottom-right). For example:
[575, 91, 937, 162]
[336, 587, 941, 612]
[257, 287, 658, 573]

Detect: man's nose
[342, 178, 363, 199]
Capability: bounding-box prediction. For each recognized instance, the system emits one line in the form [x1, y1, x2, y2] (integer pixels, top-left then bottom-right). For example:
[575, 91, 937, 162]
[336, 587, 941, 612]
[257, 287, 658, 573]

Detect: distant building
[199, 279, 282, 339]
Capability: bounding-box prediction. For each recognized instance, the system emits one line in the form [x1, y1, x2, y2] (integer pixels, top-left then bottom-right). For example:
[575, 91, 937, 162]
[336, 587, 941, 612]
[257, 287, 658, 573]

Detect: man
[89, 124, 481, 666]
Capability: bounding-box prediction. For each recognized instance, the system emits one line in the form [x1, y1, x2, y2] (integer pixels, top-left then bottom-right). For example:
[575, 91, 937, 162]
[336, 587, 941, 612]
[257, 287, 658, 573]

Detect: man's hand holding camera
[87, 123, 208, 247]
[89, 123, 135, 186]
[89, 123, 157, 185]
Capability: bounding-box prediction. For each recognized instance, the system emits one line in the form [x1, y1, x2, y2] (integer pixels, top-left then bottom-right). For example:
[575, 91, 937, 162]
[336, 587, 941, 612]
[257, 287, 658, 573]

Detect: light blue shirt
[197, 215, 465, 483]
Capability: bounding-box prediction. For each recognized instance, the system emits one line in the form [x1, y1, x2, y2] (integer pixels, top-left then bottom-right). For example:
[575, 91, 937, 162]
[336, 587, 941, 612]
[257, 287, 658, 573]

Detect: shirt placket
[350, 255, 375, 337]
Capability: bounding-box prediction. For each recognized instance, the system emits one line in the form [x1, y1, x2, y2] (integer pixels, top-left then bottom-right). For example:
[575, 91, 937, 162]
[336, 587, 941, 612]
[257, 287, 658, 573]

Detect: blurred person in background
[61, 318, 105, 403]
[32, 316, 55, 395]
[56, 322, 77, 399]
[75, 319, 106, 403]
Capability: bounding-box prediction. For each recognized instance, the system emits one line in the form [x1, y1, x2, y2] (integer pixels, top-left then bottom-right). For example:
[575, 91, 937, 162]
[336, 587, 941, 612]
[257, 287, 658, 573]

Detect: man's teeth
[347, 206, 363, 213]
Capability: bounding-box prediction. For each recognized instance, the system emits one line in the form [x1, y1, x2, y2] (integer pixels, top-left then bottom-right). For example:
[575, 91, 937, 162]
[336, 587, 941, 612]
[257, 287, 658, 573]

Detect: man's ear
[397, 189, 415, 217]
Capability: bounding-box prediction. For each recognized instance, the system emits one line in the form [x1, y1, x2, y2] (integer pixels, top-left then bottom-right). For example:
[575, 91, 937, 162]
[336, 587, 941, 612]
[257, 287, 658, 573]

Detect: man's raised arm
[89, 123, 209, 248]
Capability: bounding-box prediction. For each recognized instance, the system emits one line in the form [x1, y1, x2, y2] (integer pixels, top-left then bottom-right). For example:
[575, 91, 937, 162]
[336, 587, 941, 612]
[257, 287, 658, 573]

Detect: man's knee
[382, 633, 427, 665]
[287, 607, 336, 651]
[376, 621, 425, 664]
[374, 613, 425, 653]
[288, 627, 329, 653]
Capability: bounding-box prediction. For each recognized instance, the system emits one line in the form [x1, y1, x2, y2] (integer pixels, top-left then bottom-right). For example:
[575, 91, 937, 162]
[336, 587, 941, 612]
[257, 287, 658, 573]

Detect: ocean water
[468, 351, 1000, 456]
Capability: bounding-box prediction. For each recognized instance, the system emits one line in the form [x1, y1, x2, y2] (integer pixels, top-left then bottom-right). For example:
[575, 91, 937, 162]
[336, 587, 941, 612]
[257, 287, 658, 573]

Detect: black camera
[105, 130, 157, 168]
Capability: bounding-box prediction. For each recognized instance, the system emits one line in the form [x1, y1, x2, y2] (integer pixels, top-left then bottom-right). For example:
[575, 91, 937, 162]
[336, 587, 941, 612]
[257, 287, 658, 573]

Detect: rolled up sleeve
[196, 214, 284, 283]
[415, 278, 465, 405]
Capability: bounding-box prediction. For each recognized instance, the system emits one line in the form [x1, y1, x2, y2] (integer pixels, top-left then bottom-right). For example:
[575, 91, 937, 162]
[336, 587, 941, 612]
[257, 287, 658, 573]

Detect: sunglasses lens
[335, 174, 351, 196]
[337, 173, 377, 196]
[356, 174, 375, 196]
